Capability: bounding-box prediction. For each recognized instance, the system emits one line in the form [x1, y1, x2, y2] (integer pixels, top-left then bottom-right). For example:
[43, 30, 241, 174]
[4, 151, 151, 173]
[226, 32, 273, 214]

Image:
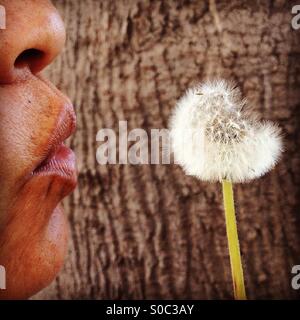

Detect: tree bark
[34, 0, 300, 299]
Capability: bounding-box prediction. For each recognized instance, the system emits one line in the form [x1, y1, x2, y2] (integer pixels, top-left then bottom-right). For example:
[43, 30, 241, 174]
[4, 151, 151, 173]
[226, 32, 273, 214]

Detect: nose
[0, 0, 66, 84]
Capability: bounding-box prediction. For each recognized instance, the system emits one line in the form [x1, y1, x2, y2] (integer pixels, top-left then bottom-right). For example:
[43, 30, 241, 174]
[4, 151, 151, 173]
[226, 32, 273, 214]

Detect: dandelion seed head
[169, 80, 283, 183]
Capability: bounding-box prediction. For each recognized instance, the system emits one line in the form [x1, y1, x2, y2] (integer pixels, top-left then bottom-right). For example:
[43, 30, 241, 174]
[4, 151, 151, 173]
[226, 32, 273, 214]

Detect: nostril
[14, 49, 45, 69]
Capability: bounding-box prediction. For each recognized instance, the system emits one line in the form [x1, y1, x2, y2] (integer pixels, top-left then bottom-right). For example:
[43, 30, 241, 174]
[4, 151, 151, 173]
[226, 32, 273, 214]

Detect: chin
[0, 137, 77, 299]
[0, 194, 71, 300]
[0, 205, 69, 299]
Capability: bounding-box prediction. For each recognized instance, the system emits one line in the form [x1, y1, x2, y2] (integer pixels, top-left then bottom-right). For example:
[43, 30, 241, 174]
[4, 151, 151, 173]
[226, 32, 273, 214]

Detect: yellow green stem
[222, 179, 247, 300]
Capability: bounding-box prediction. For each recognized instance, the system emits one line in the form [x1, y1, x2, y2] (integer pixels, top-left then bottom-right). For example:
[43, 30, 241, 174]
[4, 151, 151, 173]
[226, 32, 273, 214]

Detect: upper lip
[33, 104, 76, 173]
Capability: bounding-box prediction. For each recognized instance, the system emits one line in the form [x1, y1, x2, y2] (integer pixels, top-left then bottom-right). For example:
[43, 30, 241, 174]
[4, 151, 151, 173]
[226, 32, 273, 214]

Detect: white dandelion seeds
[169, 79, 284, 300]
[169, 79, 283, 183]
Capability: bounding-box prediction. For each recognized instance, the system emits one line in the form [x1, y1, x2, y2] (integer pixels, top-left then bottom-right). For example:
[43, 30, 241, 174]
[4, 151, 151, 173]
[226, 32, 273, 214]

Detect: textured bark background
[34, 0, 300, 299]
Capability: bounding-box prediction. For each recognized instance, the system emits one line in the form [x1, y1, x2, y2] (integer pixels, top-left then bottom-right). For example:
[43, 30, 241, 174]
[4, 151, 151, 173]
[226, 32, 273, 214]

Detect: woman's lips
[31, 102, 77, 185]
[33, 143, 76, 182]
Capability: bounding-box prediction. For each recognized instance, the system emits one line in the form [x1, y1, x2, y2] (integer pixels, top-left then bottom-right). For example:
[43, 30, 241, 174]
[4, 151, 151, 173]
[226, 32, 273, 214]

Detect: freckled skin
[0, 0, 76, 299]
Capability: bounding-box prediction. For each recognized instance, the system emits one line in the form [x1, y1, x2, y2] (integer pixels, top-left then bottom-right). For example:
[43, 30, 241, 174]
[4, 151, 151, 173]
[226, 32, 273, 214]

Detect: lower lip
[33, 144, 77, 182]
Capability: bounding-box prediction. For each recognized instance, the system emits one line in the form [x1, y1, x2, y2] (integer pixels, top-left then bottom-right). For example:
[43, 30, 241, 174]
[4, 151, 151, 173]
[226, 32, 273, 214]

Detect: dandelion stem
[222, 179, 247, 300]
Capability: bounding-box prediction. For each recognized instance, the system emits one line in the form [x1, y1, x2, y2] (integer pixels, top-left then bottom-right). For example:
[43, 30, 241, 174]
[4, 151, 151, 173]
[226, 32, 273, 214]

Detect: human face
[0, 0, 77, 299]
